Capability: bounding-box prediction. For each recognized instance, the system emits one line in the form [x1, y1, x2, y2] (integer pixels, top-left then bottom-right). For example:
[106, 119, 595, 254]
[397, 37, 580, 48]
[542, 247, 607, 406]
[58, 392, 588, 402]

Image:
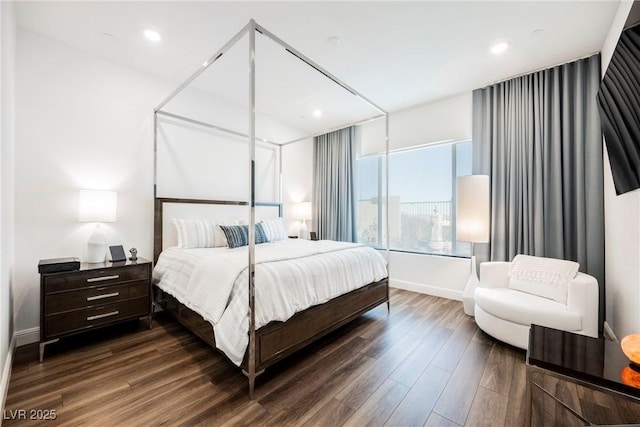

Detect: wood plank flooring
[4, 289, 529, 426]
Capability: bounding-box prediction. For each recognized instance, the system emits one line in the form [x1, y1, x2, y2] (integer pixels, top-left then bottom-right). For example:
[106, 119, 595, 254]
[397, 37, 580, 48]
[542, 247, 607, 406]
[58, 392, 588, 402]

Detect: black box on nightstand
[37, 257, 81, 274]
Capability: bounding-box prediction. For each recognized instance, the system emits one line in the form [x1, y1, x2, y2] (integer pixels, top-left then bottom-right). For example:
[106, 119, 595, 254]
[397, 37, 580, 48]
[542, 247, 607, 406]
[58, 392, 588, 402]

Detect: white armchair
[474, 258, 599, 350]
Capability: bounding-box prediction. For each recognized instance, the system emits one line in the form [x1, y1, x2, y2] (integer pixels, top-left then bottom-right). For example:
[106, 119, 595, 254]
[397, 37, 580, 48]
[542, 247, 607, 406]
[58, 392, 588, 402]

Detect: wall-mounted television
[598, 19, 640, 195]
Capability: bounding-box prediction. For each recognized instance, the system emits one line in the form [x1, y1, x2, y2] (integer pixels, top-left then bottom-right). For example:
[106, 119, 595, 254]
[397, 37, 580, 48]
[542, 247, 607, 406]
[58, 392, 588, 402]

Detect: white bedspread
[153, 239, 388, 365]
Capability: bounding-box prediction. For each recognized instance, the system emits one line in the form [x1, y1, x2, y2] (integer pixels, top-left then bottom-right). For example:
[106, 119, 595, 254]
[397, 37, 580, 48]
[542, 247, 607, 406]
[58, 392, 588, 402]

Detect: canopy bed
[152, 20, 390, 398]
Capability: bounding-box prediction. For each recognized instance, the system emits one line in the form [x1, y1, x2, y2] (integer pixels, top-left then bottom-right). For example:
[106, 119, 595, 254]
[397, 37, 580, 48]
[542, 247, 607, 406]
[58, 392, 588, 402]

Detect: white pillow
[508, 254, 579, 304]
[259, 217, 287, 241]
[172, 218, 242, 248]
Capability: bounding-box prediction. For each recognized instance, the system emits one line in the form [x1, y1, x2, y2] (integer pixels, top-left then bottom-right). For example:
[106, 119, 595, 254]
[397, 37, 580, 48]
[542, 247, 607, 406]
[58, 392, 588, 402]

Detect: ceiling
[16, 1, 620, 137]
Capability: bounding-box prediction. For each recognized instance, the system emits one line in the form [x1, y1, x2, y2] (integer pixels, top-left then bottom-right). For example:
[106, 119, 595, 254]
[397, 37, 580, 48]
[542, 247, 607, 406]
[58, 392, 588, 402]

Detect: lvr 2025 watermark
[3, 409, 57, 420]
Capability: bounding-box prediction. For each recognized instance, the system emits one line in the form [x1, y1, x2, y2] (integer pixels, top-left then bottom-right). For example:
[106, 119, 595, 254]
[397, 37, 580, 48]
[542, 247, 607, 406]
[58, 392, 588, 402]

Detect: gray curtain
[313, 126, 357, 242]
[472, 54, 605, 328]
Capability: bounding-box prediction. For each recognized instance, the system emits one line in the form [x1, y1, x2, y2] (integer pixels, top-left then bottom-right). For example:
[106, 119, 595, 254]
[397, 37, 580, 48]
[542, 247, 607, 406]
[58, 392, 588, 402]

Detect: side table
[40, 258, 152, 361]
[526, 324, 640, 426]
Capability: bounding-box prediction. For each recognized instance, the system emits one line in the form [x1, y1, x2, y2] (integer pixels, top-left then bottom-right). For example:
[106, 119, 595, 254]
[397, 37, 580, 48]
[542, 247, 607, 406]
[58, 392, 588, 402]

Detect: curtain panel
[472, 54, 605, 327]
[313, 126, 357, 242]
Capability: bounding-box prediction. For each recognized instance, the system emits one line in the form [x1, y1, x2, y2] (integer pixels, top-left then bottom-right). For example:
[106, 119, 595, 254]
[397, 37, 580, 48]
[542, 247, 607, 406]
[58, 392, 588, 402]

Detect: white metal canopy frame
[153, 19, 390, 397]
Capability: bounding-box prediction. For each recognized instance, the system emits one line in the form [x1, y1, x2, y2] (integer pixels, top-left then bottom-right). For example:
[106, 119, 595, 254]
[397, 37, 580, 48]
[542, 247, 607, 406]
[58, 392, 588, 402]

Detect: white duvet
[153, 239, 388, 365]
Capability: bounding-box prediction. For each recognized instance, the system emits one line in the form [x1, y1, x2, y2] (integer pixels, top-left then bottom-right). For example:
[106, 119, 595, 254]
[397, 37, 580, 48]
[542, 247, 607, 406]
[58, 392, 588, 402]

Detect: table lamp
[293, 202, 312, 239]
[78, 189, 117, 263]
[456, 175, 490, 316]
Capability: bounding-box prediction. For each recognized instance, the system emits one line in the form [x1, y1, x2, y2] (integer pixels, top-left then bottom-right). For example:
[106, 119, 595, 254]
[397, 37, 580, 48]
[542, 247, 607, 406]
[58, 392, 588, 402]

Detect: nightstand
[39, 258, 152, 361]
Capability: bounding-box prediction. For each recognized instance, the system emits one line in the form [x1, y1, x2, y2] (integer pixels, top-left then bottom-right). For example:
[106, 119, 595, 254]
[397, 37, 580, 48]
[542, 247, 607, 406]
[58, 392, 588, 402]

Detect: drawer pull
[87, 311, 119, 321]
[87, 292, 120, 301]
[87, 275, 119, 283]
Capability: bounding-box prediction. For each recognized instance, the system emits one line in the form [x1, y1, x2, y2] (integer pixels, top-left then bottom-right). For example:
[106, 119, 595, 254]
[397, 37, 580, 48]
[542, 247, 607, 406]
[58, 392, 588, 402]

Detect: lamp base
[462, 255, 479, 316]
[86, 224, 107, 263]
[299, 220, 309, 240]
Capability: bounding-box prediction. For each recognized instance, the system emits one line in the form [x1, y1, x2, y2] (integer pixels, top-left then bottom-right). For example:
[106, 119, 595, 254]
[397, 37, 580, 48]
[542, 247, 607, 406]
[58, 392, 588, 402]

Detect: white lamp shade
[78, 190, 117, 223]
[293, 202, 312, 220]
[456, 175, 490, 243]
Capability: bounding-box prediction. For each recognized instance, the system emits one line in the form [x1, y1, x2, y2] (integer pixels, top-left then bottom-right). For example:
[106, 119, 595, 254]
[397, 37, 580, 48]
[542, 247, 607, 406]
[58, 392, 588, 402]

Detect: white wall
[157, 83, 302, 202]
[281, 139, 313, 236]
[601, 0, 637, 340]
[13, 30, 298, 343]
[360, 92, 472, 155]
[14, 30, 170, 341]
[0, 0, 16, 411]
[156, 108, 280, 203]
[389, 252, 470, 300]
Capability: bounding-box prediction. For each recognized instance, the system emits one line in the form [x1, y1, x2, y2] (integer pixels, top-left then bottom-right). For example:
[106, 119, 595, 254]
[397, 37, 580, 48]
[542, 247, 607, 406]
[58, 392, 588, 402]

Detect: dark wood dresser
[39, 258, 152, 361]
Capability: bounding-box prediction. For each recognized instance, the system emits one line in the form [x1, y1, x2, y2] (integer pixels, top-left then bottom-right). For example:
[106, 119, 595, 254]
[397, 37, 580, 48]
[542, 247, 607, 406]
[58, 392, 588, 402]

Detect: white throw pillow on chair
[507, 254, 579, 304]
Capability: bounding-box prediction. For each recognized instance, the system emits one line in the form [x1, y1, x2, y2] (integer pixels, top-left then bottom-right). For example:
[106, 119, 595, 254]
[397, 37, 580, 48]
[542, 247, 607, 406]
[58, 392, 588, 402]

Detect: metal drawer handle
[87, 292, 119, 301]
[87, 311, 119, 321]
[87, 275, 119, 283]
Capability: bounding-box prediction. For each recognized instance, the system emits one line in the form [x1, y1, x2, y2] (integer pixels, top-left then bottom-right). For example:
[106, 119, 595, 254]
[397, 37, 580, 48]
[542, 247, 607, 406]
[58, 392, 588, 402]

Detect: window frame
[356, 138, 472, 258]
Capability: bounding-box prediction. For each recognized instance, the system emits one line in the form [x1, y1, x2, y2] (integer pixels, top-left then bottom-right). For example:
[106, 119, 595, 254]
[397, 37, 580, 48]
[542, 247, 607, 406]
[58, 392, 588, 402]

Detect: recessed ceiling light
[313, 109, 322, 118]
[326, 36, 341, 47]
[490, 41, 510, 54]
[202, 60, 209, 67]
[101, 32, 115, 40]
[143, 28, 162, 43]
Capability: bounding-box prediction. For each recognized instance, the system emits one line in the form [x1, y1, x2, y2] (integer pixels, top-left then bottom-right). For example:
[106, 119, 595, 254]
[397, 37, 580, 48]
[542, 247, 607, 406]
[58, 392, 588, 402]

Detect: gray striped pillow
[219, 224, 269, 249]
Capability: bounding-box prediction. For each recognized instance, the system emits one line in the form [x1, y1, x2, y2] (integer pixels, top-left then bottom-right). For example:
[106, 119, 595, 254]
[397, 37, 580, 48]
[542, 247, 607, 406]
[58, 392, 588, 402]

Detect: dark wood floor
[4, 289, 528, 426]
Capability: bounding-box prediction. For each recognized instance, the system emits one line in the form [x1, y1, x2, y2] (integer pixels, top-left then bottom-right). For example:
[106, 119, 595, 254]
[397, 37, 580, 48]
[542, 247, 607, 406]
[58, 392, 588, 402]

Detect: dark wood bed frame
[153, 197, 389, 398]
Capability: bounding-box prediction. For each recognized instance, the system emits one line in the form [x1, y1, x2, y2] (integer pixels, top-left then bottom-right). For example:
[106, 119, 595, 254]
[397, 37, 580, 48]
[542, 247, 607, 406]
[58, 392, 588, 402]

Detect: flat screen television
[598, 21, 640, 195]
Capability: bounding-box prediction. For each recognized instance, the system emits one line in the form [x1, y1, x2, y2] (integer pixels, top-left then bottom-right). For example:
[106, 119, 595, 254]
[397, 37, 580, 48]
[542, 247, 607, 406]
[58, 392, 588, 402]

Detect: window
[356, 140, 472, 257]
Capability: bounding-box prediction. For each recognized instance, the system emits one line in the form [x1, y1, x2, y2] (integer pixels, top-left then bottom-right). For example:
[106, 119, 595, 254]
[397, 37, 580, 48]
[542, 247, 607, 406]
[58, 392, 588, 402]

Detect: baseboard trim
[15, 327, 39, 347]
[603, 321, 618, 342]
[390, 279, 463, 301]
[1, 334, 17, 417]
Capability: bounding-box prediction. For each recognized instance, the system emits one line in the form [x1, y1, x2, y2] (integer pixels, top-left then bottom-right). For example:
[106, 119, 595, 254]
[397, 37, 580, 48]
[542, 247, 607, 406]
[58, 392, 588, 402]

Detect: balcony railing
[356, 198, 470, 256]
[399, 200, 451, 222]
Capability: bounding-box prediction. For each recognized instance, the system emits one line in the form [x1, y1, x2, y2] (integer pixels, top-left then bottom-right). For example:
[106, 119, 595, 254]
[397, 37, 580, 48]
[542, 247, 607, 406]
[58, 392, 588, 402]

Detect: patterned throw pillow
[219, 224, 269, 249]
[259, 217, 287, 241]
[255, 223, 268, 244]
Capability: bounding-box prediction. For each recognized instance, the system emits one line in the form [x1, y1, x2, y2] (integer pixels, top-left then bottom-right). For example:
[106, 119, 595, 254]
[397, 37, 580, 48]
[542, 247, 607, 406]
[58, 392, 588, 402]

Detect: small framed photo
[109, 245, 127, 262]
[310, 232, 318, 241]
